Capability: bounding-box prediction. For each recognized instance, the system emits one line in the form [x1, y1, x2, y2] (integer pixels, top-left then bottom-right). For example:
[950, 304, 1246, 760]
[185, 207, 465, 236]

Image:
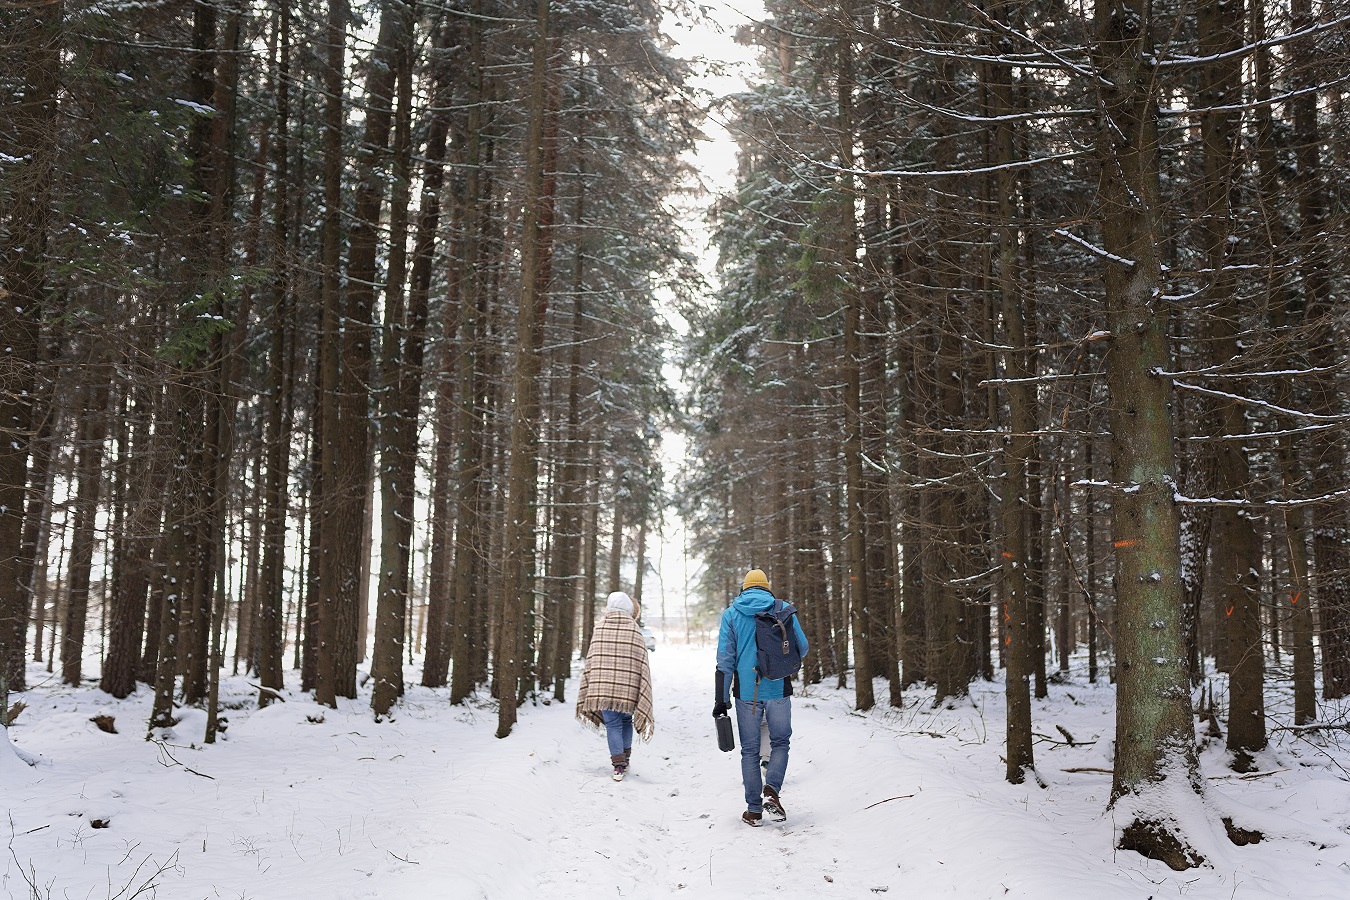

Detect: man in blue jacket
[714, 568, 810, 827]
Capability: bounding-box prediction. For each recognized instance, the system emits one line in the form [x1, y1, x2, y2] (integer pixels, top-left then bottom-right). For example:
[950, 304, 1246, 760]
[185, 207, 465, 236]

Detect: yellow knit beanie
[742, 568, 770, 591]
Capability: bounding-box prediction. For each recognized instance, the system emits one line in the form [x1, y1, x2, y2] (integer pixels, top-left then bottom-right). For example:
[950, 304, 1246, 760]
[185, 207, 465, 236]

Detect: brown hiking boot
[741, 810, 763, 827]
[610, 753, 628, 782]
[763, 785, 786, 821]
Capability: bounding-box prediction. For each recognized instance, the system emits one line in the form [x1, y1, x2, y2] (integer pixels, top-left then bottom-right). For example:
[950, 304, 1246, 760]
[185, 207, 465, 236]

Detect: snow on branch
[1073, 480, 1350, 509]
[1159, 364, 1338, 380]
[1160, 74, 1350, 118]
[1053, 229, 1135, 267]
[1173, 487, 1350, 509]
[888, 83, 1094, 125]
[800, 151, 1085, 180]
[967, 4, 1112, 87]
[1153, 13, 1350, 68]
[1185, 422, 1339, 442]
[1170, 380, 1350, 423]
[981, 371, 1098, 387]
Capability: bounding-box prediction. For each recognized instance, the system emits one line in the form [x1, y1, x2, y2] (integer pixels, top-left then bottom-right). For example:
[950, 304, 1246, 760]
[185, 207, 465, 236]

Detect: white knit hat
[606, 591, 634, 615]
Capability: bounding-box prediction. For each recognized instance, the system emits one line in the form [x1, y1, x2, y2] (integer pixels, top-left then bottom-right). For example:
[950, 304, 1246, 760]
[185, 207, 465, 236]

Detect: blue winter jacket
[716, 587, 810, 702]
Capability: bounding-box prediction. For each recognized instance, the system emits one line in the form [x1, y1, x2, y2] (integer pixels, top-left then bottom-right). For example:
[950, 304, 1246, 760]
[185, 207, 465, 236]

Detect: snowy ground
[4, 640, 1350, 899]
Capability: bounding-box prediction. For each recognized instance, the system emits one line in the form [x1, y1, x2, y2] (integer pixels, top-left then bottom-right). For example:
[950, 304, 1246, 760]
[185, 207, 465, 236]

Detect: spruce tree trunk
[1094, 0, 1205, 869]
[0, 0, 61, 702]
[320, 0, 401, 706]
[202, 1, 244, 742]
[371, 0, 420, 719]
[989, 0, 1036, 781]
[861, 270, 898, 702]
[313, 0, 350, 709]
[607, 501, 624, 593]
[101, 382, 160, 698]
[1289, 0, 1350, 700]
[548, 170, 590, 701]
[149, 381, 203, 732]
[1197, 0, 1264, 764]
[580, 462, 600, 658]
[497, 0, 557, 738]
[447, 12, 490, 703]
[423, 344, 456, 688]
[1250, 1, 1315, 726]
[257, 0, 294, 707]
[836, 11, 873, 712]
[857, 50, 898, 698]
[60, 373, 111, 687]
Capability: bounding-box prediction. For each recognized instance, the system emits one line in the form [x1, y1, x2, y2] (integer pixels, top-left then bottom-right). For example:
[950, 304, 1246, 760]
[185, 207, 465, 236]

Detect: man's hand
[713, 700, 728, 718]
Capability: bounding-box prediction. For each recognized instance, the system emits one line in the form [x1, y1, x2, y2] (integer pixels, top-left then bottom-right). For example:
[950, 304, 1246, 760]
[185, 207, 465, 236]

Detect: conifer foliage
[0, 0, 697, 737]
[678, 0, 1350, 869]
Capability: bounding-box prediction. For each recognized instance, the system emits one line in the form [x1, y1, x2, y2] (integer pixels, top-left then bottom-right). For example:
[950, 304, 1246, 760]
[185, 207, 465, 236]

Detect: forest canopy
[3, 0, 1350, 871]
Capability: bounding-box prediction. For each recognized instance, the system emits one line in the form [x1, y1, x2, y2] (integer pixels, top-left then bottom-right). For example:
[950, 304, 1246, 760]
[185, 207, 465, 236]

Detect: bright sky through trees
[651, 1, 766, 618]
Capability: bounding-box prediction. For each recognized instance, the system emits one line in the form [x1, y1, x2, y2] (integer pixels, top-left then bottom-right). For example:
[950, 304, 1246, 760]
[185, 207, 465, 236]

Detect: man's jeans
[734, 698, 791, 812]
[600, 710, 633, 757]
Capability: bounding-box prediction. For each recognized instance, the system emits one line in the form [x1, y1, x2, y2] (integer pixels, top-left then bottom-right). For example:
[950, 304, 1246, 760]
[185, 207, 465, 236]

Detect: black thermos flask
[715, 713, 735, 752]
[714, 671, 735, 751]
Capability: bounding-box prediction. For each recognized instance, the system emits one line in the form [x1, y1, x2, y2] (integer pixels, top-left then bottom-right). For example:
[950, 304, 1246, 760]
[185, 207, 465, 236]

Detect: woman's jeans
[735, 698, 791, 812]
[600, 710, 634, 757]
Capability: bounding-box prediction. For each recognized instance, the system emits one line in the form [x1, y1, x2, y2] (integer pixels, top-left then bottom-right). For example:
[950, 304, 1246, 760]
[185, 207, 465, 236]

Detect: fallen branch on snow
[863, 794, 916, 809]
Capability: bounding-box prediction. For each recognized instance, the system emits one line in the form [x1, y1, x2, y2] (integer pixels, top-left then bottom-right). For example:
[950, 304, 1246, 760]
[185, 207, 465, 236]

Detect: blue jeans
[601, 710, 633, 757]
[735, 698, 791, 812]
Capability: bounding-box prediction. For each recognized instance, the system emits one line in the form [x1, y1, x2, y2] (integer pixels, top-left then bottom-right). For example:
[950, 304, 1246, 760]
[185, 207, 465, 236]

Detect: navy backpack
[753, 600, 803, 683]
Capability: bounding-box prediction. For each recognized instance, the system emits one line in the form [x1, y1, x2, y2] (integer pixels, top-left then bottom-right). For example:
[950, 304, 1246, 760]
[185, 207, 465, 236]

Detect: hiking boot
[762, 785, 786, 821]
[610, 753, 628, 782]
[612, 765, 627, 782]
[741, 810, 763, 827]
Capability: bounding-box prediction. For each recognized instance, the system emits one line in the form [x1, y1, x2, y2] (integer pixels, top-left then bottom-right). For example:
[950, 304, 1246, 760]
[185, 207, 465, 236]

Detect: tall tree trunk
[633, 522, 648, 614]
[257, 0, 295, 706]
[448, 9, 490, 704]
[202, 0, 244, 743]
[174, 0, 220, 712]
[549, 162, 590, 700]
[373, 0, 429, 717]
[101, 381, 160, 698]
[323, 0, 403, 705]
[859, 74, 899, 702]
[1197, 0, 1264, 765]
[837, 7, 873, 712]
[989, 0, 1036, 782]
[1250, 0, 1314, 723]
[607, 486, 625, 594]
[60, 373, 111, 687]
[314, 0, 351, 708]
[497, 0, 558, 738]
[1095, 0, 1205, 869]
[149, 380, 204, 731]
[1290, 0, 1350, 700]
[0, 0, 61, 707]
[580, 452, 600, 657]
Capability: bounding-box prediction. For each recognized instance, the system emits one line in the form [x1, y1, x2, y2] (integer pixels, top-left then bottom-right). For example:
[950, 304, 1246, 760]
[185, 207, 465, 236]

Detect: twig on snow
[863, 794, 916, 810]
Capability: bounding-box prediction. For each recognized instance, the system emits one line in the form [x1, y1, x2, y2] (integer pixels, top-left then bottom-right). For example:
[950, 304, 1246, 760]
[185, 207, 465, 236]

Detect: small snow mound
[1, 727, 41, 784]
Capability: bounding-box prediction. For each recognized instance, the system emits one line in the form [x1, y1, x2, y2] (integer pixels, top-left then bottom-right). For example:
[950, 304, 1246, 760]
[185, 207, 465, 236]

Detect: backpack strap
[753, 600, 793, 702]
[775, 600, 796, 696]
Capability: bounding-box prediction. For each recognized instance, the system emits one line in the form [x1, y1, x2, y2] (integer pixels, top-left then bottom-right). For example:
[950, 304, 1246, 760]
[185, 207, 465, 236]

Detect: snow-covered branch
[1053, 229, 1136, 267]
[1153, 13, 1350, 68]
[1170, 380, 1349, 423]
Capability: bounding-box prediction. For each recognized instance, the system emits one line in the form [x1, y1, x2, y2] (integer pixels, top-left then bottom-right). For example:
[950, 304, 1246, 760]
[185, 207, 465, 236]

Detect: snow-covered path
[5, 644, 1350, 899]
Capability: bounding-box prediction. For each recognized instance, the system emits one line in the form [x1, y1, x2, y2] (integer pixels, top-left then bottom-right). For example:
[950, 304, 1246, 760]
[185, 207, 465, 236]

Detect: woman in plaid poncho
[576, 591, 655, 781]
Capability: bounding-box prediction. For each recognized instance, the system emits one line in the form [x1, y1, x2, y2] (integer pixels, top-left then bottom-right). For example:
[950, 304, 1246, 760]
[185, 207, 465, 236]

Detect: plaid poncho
[575, 611, 655, 741]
